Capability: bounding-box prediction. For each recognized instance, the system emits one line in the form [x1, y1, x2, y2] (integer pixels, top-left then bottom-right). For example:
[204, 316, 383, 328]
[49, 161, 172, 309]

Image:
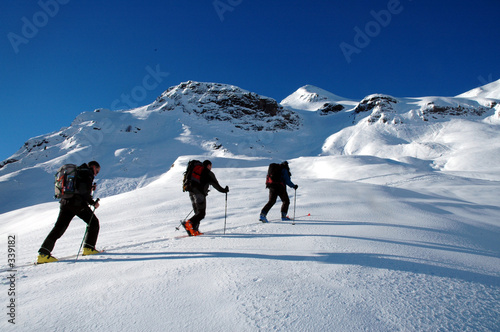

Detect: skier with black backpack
[259, 161, 298, 223]
[182, 160, 229, 236]
[37, 161, 102, 264]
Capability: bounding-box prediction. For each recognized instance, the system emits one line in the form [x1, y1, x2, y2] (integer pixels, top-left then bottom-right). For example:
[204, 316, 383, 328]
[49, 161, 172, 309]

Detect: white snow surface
[1, 80, 500, 331]
[457, 79, 500, 100]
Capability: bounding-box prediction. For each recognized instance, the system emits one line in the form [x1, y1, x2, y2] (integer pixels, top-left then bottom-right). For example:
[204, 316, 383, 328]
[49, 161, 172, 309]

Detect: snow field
[1, 155, 499, 331]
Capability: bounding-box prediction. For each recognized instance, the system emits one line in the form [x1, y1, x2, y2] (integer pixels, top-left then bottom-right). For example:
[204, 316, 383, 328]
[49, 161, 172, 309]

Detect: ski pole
[76, 198, 99, 261]
[292, 188, 297, 225]
[224, 192, 228, 235]
[176, 209, 193, 231]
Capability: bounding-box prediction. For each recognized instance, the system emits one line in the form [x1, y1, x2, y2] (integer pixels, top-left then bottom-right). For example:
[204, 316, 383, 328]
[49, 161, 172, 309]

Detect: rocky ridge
[147, 81, 301, 131]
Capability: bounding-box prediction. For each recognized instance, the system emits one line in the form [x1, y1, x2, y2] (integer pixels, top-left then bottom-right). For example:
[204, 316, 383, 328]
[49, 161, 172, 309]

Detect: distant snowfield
[1, 155, 499, 331]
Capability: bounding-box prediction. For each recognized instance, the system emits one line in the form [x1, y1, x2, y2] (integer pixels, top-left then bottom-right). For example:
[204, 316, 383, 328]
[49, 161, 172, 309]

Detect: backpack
[182, 160, 204, 192]
[54, 164, 79, 199]
[265, 163, 283, 187]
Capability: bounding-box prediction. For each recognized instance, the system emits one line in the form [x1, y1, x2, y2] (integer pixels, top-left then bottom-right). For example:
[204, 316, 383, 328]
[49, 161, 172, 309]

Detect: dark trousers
[39, 201, 99, 255]
[261, 185, 290, 216]
[189, 192, 206, 231]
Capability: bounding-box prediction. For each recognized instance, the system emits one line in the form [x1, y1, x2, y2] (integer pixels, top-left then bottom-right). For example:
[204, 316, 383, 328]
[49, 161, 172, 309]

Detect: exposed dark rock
[0, 158, 18, 169]
[354, 95, 399, 114]
[422, 102, 489, 120]
[151, 81, 301, 131]
[319, 102, 344, 115]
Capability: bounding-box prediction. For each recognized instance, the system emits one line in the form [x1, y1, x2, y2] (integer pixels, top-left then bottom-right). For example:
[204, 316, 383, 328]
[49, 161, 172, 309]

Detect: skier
[260, 161, 298, 222]
[183, 160, 229, 236]
[37, 161, 102, 263]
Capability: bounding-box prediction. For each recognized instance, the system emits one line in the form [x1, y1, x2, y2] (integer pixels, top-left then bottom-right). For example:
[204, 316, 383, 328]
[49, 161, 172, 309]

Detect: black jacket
[194, 168, 226, 196]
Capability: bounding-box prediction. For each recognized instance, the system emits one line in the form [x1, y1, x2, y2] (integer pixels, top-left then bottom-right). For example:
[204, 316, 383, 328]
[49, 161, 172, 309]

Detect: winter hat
[89, 161, 101, 168]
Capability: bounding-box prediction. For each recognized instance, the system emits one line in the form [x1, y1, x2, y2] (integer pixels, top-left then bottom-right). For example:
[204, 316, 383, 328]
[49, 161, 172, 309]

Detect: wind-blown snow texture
[1, 80, 500, 331]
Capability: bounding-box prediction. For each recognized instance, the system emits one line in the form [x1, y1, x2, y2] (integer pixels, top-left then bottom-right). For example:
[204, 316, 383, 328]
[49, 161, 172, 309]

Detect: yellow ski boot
[37, 254, 58, 264]
[82, 247, 101, 256]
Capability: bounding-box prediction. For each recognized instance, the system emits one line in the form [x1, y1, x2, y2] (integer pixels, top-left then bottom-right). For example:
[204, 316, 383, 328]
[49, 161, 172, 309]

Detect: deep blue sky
[1, 0, 499, 161]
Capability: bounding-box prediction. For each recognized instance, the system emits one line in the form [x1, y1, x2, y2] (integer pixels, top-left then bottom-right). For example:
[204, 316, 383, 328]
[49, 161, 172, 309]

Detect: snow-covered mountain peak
[281, 84, 357, 115]
[457, 78, 500, 100]
[293, 85, 349, 103]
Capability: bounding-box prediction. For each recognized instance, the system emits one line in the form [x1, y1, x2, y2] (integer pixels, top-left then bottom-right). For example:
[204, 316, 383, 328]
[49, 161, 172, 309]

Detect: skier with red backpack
[182, 160, 229, 236]
[260, 161, 298, 223]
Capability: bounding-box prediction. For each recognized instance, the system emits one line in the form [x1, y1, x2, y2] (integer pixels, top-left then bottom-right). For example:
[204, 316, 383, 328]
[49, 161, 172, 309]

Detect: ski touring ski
[259, 213, 311, 224]
[34, 249, 106, 266]
[0, 249, 107, 271]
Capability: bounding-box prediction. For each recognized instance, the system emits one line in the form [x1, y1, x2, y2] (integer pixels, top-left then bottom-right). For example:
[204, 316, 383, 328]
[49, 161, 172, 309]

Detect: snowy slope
[457, 78, 500, 100]
[1, 154, 499, 331]
[317, 91, 500, 175]
[1, 79, 500, 331]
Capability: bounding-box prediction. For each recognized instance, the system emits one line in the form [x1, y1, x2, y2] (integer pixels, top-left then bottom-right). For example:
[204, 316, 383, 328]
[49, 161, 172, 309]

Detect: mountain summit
[281, 85, 357, 114]
[148, 81, 301, 132]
